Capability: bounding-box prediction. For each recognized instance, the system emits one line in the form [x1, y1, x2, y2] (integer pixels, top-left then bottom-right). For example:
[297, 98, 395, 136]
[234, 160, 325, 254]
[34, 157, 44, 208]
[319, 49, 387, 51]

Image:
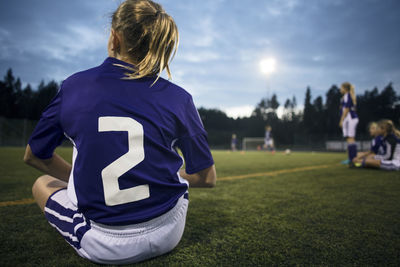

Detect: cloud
[0, 28, 11, 60]
[223, 105, 255, 119]
[0, 28, 9, 37]
[312, 55, 325, 62]
[265, 0, 299, 16]
[179, 50, 221, 63]
[1, 0, 399, 113]
[181, 16, 218, 48]
[32, 25, 107, 62]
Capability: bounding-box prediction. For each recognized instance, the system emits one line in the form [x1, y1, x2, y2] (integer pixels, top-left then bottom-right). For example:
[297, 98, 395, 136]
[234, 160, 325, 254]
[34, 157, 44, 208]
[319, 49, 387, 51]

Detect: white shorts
[264, 139, 273, 147]
[45, 189, 188, 265]
[342, 117, 358, 138]
[380, 159, 400, 171]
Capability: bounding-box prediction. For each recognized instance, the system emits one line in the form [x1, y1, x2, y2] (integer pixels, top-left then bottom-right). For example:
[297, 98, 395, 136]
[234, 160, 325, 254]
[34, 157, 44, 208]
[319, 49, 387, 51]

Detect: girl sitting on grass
[352, 122, 384, 163]
[23, 0, 216, 264]
[354, 120, 400, 171]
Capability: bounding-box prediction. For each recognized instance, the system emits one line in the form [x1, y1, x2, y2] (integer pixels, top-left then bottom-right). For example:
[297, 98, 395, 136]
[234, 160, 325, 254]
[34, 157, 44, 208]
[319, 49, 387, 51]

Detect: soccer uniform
[370, 135, 385, 155]
[264, 130, 273, 148]
[340, 92, 358, 161]
[28, 57, 214, 264]
[231, 136, 237, 150]
[340, 93, 358, 138]
[373, 134, 400, 171]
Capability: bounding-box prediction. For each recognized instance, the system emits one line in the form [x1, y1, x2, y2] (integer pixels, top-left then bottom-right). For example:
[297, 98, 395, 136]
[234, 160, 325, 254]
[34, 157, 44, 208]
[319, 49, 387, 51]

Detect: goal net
[242, 137, 265, 151]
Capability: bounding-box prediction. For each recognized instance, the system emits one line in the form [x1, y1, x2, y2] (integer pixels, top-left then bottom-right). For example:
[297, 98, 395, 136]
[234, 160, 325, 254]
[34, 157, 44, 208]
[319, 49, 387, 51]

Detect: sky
[1, 0, 399, 118]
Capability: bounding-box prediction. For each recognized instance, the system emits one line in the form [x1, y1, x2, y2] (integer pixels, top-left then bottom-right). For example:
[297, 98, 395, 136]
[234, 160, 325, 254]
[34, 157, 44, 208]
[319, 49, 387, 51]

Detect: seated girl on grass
[353, 120, 400, 171]
[352, 122, 384, 163]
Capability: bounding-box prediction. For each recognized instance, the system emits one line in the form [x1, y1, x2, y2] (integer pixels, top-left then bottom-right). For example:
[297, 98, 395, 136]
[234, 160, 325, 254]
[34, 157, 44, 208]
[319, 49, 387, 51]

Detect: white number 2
[98, 116, 150, 206]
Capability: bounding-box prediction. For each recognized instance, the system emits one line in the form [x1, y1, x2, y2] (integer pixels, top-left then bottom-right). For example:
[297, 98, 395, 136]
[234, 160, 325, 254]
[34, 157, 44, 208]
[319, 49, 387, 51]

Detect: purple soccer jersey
[371, 135, 385, 155]
[340, 93, 358, 119]
[29, 57, 214, 225]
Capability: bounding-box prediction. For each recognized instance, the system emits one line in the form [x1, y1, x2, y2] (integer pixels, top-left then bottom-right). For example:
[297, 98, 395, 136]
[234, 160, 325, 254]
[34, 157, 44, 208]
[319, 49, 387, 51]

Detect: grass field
[1, 147, 400, 266]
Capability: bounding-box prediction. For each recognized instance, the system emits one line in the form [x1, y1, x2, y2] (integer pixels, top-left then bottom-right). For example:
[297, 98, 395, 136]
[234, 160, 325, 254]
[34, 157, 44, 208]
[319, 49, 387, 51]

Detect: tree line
[0, 69, 59, 120]
[1, 68, 399, 148]
[200, 84, 399, 148]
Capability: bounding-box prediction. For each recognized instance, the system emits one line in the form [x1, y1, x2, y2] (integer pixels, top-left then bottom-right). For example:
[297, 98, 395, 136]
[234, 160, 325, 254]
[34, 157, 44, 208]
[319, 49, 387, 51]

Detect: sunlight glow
[260, 58, 276, 75]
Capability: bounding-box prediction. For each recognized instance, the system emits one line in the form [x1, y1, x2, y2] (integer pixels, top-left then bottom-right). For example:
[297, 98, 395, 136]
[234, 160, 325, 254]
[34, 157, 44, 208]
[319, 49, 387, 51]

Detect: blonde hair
[378, 119, 400, 137]
[341, 82, 357, 105]
[111, 0, 179, 84]
[368, 121, 377, 130]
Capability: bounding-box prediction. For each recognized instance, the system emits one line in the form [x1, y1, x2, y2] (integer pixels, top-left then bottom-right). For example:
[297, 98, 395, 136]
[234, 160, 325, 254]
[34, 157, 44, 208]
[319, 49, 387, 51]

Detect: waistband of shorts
[89, 193, 188, 236]
[344, 115, 359, 121]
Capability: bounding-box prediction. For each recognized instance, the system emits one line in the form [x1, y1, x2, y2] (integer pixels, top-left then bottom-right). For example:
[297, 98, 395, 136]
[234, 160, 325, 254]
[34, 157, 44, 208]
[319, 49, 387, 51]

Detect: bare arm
[339, 107, 349, 127]
[354, 151, 374, 163]
[356, 150, 373, 158]
[23, 144, 71, 182]
[179, 164, 216, 188]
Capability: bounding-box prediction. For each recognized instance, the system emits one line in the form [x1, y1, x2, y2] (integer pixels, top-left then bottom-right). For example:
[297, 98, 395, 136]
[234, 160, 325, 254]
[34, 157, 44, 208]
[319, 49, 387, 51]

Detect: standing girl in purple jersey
[339, 82, 359, 166]
[263, 125, 275, 154]
[23, 0, 216, 264]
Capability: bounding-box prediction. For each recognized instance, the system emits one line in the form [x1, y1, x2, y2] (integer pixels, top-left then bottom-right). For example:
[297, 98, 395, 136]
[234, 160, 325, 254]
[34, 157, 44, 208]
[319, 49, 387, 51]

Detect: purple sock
[348, 143, 357, 161]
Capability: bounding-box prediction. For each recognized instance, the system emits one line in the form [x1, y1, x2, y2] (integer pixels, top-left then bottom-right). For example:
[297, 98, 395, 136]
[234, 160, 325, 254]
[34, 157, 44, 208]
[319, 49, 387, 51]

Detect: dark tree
[31, 80, 59, 120]
[15, 84, 34, 119]
[283, 96, 297, 121]
[302, 86, 315, 133]
[0, 69, 16, 117]
[252, 98, 267, 120]
[357, 83, 399, 135]
[324, 85, 342, 137]
[312, 96, 324, 134]
[284, 98, 291, 109]
[267, 94, 280, 111]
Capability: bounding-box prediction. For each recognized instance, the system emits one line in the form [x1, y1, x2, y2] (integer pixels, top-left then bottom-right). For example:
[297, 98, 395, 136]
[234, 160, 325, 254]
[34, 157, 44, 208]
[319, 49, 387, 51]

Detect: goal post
[242, 137, 265, 151]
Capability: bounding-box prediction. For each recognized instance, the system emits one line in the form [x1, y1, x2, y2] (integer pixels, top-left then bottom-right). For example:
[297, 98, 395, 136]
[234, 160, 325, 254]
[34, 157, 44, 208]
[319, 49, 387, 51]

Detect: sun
[259, 58, 276, 75]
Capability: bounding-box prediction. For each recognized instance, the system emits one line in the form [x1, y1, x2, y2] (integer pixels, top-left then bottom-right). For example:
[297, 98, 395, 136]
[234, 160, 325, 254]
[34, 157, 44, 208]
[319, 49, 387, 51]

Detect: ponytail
[395, 126, 400, 138]
[111, 0, 179, 85]
[341, 82, 356, 105]
[349, 84, 357, 105]
[378, 119, 400, 138]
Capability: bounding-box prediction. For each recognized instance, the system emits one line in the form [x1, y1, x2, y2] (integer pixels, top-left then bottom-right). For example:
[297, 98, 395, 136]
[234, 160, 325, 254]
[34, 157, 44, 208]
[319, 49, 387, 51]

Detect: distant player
[353, 122, 384, 163]
[357, 120, 400, 170]
[231, 133, 237, 151]
[264, 125, 275, 153]
[23, 0, 216, 264]
[339, 82, 358, 166]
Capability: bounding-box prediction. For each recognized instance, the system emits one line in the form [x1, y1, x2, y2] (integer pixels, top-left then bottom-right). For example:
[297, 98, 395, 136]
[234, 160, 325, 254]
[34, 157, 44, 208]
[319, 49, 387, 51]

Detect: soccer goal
[242, 137, 265, 151]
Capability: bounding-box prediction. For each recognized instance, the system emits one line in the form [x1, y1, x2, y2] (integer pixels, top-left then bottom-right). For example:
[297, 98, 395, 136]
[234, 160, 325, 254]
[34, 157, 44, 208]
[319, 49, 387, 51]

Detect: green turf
[1, 147, 399, 266]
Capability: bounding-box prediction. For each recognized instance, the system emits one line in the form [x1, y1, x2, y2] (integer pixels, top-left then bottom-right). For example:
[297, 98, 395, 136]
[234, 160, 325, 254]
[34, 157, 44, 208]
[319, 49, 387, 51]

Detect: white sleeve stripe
[45, 207, 73, 223]
[73, 213, 83, 219]
[74, 221, 87, 235]
[384, 143, 392, 160]
[49, 222, 79, 242]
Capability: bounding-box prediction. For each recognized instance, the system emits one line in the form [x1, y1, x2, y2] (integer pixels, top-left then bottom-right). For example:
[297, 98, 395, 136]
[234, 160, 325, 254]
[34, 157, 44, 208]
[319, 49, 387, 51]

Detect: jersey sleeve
[344, 93, 352, 108]
[370, 139, 377, 154]
[176, 97, 214, 174]
[28, 88, 65, 159]
[370, 136, 382, 154]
